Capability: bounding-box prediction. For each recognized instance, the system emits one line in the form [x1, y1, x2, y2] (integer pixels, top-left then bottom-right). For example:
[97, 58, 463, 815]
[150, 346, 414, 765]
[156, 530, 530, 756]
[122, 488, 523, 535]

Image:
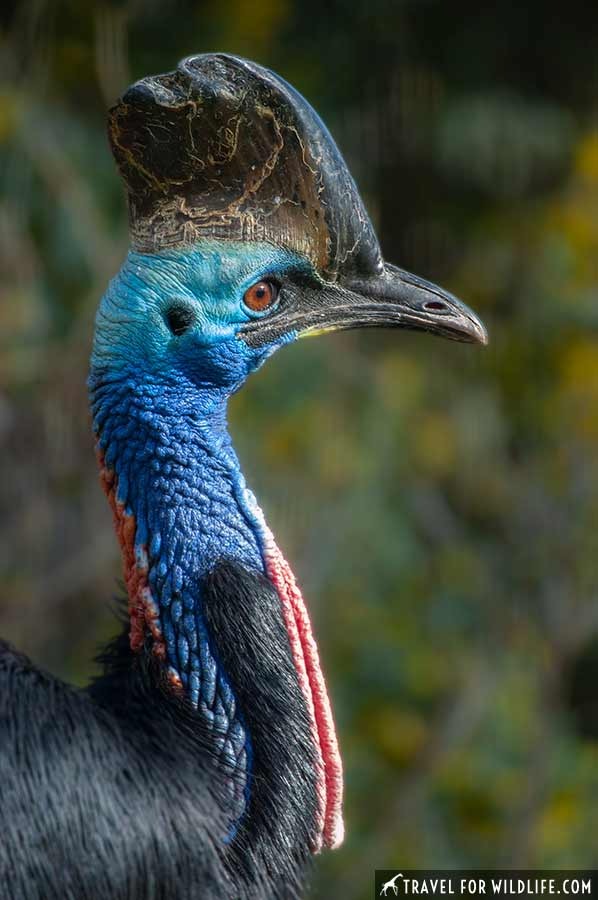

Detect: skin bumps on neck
[90, 242, 344, 847]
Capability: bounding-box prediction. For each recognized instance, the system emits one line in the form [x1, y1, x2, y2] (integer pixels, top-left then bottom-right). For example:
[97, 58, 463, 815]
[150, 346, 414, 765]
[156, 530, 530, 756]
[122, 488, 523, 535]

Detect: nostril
[423, 300, 448, 312]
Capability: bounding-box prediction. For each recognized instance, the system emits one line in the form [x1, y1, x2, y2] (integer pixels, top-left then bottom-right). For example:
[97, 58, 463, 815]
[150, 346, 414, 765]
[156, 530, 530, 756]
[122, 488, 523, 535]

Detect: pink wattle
[259, 525, 344, 852]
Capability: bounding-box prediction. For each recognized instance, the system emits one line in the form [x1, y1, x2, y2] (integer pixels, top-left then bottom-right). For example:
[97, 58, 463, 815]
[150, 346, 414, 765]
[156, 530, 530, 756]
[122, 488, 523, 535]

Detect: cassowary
[0, 54, 487, 900]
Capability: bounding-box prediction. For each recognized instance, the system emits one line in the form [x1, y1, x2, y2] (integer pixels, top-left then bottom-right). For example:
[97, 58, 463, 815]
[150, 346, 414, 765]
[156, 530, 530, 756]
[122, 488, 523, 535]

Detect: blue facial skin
[89, 241, 312, 830]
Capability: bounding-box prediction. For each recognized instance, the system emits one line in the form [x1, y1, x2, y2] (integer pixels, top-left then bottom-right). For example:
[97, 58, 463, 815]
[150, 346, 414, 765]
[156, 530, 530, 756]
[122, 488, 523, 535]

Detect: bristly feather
[0, 561, 317, 899]
[202, 562, 319, 889]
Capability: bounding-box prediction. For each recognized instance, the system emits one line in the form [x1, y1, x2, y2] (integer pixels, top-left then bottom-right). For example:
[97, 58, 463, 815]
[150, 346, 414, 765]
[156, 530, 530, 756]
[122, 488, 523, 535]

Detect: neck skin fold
[91, 363, 343, 850]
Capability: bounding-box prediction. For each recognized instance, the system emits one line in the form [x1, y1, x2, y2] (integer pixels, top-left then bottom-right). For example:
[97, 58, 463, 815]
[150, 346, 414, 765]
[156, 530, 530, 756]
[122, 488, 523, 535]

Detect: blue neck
[91, 368, 264, 823]
[95, 372, 263, 567]
[89, 240, 316, 835]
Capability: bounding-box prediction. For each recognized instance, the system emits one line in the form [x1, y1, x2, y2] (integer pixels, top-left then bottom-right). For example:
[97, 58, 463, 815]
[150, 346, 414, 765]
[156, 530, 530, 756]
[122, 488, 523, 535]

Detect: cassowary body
[0, 54, 486, 899]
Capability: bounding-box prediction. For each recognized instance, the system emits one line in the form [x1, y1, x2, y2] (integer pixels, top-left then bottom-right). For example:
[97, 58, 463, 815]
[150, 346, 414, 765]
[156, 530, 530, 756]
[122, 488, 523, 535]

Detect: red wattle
[261, 530, 344, 851]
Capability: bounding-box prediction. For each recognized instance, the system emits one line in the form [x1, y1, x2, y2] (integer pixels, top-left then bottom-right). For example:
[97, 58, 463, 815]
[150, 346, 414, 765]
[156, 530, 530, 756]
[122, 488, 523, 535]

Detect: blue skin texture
[89, 242, 311, 826]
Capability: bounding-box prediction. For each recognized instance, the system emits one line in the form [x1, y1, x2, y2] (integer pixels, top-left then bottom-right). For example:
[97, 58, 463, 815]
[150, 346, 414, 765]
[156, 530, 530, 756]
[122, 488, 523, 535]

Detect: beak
[239, 262, 488, 348]
[299, 264, 488, 345]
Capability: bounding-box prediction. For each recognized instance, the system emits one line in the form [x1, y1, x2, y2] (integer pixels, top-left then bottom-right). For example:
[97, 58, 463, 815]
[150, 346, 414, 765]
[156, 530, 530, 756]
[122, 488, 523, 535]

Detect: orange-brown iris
[243, 279, 278, 312]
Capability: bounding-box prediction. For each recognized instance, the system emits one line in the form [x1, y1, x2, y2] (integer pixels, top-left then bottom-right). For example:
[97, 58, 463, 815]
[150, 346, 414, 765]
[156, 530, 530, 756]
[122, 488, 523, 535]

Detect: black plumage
[0, 564, 318, 899]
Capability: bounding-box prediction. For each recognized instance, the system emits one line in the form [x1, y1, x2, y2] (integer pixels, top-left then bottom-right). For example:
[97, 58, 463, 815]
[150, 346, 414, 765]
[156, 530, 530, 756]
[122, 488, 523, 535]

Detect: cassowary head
[92, 54, 486, 402]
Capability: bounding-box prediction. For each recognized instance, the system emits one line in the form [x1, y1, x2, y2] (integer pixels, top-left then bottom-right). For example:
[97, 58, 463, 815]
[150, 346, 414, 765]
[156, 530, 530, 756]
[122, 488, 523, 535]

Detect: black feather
[203, 561, 319, 897]
[0, 561, 318, 899]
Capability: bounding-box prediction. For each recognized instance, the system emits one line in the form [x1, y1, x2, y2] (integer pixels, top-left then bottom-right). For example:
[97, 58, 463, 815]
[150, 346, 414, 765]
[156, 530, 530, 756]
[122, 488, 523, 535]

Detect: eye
[243, 279, 279, 313]
[165, 304, 196, 336]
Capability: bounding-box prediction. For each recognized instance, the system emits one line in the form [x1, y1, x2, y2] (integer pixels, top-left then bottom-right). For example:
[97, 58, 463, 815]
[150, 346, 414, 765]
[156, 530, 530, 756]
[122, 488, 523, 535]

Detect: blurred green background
[2, 1, 598, 895]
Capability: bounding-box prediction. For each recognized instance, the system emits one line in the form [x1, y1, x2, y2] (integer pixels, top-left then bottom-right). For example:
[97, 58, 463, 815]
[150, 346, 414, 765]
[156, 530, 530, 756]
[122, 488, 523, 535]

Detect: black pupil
[256, 286, 266, 298]
[166, 306, 195, 336]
